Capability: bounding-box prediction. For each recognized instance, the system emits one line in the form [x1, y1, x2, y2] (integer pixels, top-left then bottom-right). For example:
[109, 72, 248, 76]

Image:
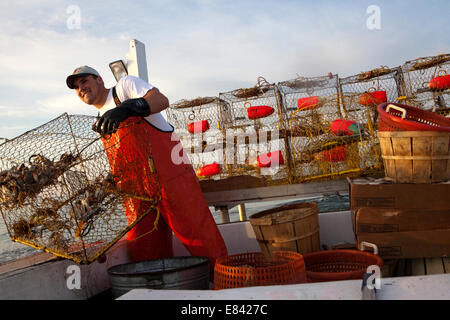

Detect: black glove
[93, 98, 151, 136]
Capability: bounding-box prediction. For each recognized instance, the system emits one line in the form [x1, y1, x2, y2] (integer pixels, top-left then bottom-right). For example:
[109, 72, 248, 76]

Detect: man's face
[72, 75, 103, 105]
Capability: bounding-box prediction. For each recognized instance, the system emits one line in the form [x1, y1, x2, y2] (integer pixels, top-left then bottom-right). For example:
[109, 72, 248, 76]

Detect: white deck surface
[118, 274, 450, 300]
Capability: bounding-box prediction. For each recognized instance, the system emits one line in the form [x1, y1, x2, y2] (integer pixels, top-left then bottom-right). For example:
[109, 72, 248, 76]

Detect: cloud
[0, 0, 449, 139]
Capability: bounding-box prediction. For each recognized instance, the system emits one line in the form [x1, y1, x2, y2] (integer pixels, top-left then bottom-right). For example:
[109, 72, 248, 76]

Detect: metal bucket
[107, 256, 210, 298]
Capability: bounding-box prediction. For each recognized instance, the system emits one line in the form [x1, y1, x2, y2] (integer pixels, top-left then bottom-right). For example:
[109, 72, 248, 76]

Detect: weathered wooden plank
[432, 136, 450, 182]
[381, 259, 399, 278]
[379, 134, 396, 179]
[442, 257, 450, 274]
[425, 258, 445, 275]
[202, 178, 348, 206]
[391, 137, 412, 182]
[412, 136, 431, 183]
[410, 258, 426, 276]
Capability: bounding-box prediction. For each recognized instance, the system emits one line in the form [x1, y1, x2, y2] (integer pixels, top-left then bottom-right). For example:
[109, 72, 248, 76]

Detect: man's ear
[96, 76, 105, 87]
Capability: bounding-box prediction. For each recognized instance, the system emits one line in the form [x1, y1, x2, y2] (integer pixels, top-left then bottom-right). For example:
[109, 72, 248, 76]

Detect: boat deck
[117, 273, 450, 300]
[1, 178, 449, 300]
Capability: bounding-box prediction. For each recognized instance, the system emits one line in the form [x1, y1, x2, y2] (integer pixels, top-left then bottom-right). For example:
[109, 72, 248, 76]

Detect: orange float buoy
[428, 74, 450, 90]
[297, 96, 320, 110]
[196, 162, 221, 177]
[330, 119, 363, 136]
[358, 90, 387, 106]
[187, 120, 210, 134]
[319, 146, 348, 162]
[256, 150, 284, 168]
[247, 105, 275, 119]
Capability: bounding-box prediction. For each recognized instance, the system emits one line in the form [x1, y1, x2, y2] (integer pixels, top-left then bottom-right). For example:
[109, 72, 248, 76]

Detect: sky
[0, 0, 449, 139]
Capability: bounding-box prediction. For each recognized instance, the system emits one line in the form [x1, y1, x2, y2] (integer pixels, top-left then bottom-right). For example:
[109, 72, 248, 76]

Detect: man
[66, 66, 228, 272]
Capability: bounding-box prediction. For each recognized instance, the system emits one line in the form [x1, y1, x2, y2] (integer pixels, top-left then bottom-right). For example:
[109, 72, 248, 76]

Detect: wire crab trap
[400, 54, 450, 116]
[0, 114, 162, 264]
[215, 77, 293, 183]
[211, 125, 291, 184]
[289, 126, 382, 183]
[218, 77, 284, 132]
[279, 74, 342, 137]
[166, 96, 227, 150]
[191, 149, 229, 181]
[339, 66, 402, 135]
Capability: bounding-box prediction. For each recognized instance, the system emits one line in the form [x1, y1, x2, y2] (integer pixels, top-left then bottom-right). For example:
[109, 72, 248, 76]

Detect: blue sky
[0, 0, 449, 139]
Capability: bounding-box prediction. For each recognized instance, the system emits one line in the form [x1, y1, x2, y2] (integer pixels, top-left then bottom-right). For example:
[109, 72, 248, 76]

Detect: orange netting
[303, 249, 383, 282]
[213, 251, 307, 289]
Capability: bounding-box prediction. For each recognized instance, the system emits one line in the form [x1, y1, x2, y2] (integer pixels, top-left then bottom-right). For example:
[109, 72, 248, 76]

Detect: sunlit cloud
[0, 0, 449, 139]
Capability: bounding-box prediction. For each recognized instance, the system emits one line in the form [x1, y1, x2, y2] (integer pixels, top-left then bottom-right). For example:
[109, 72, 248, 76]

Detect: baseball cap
[66, 66, 100, 89]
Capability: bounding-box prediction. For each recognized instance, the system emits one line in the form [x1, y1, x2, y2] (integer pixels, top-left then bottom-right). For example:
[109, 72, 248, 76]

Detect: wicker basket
[213, 251, 307, 289]
[303, 243, 383, 282]
[377, 103, 450, 132]
[378, 130, 450, 183]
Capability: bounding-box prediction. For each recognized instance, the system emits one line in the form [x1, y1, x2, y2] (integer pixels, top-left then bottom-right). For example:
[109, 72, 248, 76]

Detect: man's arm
[142, 87, 169, 115]
[93, 86, 170, 136]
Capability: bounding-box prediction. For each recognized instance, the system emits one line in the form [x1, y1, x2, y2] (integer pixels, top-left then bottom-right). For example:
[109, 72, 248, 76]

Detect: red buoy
[297, 96, 320, 111]
[428, 74, 450, 90]
[196, 162, 221, 177]
[358, 90, 387, 106]
[247, 105, 275, 119]
[256, 150, 284, 168]
[187, 120, 210, 134]
[330, 119, 362, 136]
[320, 146, 348, 162]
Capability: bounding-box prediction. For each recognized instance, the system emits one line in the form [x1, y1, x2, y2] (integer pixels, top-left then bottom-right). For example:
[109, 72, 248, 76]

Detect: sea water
[0, 194, 349, 265]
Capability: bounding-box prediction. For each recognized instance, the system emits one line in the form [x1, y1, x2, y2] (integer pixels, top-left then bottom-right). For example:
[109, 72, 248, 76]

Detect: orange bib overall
[101, 97, 228, 270]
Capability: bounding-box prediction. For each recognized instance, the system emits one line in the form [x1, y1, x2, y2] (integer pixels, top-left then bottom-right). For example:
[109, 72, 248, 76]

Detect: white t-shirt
[99, 75, 174, 132]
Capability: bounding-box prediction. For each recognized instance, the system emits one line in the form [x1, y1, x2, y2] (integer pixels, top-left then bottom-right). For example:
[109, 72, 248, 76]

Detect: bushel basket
[249, 202, 320, 258]
[378, 130, 450, 183]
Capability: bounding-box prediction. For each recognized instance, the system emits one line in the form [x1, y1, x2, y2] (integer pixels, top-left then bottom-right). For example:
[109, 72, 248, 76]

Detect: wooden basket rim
[378, 131, 450, 138]
[249, 202, 318, 225]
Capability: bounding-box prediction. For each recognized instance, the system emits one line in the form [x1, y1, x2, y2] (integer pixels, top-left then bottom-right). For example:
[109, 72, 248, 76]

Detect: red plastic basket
[377, 102, 450, 132]
[303, 247, 383, 283]
[214, 251, 307, 289]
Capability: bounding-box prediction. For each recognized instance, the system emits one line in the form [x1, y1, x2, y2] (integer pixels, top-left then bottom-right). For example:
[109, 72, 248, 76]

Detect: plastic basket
[377, 102, 450, 132]
[303, 242, 383, 282]
[213, 251, 307, 289]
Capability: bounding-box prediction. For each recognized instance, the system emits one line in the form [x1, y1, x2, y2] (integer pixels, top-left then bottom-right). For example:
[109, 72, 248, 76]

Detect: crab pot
[289, 129, 381, 182]
[279, 75, 342, 136]
[218, 83, 283, 132]
[0, 113, 162, 264]
[400, 54, 450, 112]
[279, 75, 343, 183]
[219, 128, 290, 184]
[339, 67, 401, 133]
[166, 97, 226, 149]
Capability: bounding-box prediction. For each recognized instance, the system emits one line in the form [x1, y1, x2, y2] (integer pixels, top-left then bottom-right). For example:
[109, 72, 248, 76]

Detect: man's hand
[93, 98, 151, 136]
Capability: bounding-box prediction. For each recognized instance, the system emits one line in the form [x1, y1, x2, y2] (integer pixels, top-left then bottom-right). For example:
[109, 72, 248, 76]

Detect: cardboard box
[349, 178, 450, 211]
[355, 207, 450, 259]
[357, 230, 450, 259]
